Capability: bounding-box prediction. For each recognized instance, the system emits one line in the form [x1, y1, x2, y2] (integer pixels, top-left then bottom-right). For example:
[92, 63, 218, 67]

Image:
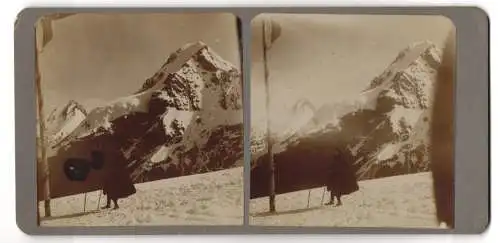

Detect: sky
[250, 14, 454, 134]
[37, 13, 240, 114]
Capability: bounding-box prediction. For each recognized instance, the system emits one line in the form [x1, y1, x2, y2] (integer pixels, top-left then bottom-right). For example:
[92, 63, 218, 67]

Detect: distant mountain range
[45, 41, 243, 183]
[251, 41, 442, 180]
[45, 40, 443, 185]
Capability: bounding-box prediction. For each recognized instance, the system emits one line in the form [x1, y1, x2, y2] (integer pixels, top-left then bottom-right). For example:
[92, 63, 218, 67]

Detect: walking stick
[307, 189, 311, 208]
[83, 192, 87, 212]
[97, 190, 102, 210]
[320, 187, 326, 205]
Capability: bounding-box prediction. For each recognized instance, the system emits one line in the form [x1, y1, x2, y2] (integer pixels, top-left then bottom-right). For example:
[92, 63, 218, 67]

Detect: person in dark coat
[325, 148, 359, 206]
[93, 150, 136, 210]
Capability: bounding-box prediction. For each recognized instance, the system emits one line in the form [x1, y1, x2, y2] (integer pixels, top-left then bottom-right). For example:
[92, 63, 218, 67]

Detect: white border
[2, 0, 496, 242]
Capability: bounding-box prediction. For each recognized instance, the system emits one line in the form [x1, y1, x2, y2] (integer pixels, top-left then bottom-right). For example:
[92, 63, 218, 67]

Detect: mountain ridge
[251, 40, 442, 180]
[45, 41, 243, 192]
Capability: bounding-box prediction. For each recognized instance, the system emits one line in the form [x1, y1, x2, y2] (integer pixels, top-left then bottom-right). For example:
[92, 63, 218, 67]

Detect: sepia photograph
[249, 14, 455, 228]
[35, 13, 243, 226]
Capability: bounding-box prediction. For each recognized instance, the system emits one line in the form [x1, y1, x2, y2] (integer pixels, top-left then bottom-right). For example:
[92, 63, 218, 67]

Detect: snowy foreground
[250, 172, 444, 228]
[40, 167, 243, 226]
[40, 170, 442, 228]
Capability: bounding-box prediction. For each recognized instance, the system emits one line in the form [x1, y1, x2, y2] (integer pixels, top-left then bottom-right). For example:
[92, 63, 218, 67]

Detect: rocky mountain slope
[48, 41, 243, 184]
[346, 41, 439, 178]
[251, 41, 442, 181]
[45, 100, 88, 147]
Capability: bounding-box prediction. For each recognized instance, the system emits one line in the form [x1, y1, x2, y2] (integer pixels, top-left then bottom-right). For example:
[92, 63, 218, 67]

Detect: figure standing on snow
[325, 148, 359, 206]
[94, 150, 137, 210]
